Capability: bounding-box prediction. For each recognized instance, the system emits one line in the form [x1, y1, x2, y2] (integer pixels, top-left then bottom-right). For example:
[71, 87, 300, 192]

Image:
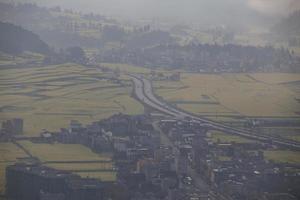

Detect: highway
[130, 74, 300, 150]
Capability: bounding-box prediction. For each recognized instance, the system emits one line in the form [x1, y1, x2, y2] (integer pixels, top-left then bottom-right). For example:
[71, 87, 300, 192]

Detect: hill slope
[0, 21, 50, 55]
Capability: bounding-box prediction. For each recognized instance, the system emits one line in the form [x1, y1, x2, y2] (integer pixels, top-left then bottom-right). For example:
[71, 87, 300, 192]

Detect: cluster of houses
[3, 114, 300, 200]
[6, 163, 106, 200]
[160, 120, 300, 200]
[0, 118, 23, 141]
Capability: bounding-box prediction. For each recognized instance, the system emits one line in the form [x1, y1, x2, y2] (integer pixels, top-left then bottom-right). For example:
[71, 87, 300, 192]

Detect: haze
[5, 0, 300, 26]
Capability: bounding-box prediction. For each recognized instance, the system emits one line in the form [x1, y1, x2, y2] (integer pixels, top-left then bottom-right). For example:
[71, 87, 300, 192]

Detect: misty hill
[0, 2, 108, 49]
[0, 2, 176, 50]
[273, 10, 300, 36]
[0, 21, 50, 55]
[1, 0, 281, 29]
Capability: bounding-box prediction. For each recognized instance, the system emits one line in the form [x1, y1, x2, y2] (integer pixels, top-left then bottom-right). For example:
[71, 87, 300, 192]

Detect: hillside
[0, 21, 50, 55]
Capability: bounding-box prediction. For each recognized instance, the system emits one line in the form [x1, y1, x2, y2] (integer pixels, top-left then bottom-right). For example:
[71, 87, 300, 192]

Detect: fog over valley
[0, 1, 300, 200]
[3, 0, 300, 28]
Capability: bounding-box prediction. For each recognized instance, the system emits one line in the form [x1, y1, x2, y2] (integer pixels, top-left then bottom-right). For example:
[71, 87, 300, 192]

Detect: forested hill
[0, 21, 50, 55]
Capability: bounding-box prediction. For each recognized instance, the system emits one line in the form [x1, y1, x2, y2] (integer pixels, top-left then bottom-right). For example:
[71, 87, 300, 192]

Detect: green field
[0, 63, 144, 135]
[154, 73, 300, 119]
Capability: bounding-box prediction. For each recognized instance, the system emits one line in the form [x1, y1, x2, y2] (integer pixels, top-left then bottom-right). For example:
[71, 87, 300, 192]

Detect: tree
[102, 25, 126, 42]
[66, 46, 87, 64]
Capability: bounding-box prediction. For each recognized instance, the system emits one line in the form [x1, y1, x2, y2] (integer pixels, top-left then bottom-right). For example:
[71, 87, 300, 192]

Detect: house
[65, 178, 104, 200]
[6, 164, 75, 200]
[6, 163, 105, 200]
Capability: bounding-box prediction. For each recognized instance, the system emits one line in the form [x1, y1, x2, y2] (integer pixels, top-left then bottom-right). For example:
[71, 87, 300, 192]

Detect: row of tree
[98, 43, 299, 72]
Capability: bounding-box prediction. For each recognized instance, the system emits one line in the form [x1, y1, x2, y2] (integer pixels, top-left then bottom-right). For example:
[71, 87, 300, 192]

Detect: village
[1, 113, 299, 200]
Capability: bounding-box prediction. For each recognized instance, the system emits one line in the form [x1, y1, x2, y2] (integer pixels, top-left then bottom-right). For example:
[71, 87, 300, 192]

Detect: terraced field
[0, 52, 45, 67]
[154, 73, 300, 120]
[0, 63, 144, 135]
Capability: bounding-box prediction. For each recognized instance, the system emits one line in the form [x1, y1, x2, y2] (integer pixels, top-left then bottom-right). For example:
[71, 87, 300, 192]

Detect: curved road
[130, 74, 300, 150]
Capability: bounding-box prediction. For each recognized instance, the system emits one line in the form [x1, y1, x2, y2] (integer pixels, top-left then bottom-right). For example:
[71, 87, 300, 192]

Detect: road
[152, 103, 229, 199]
[153, 121, 212, 195]
[130, 74, 300, 150]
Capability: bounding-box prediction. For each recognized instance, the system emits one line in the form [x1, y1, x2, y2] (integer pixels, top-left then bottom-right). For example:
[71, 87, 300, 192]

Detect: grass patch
[218, 156, 232, 162]
[264, 150, 300, 164]
[18, 141, 110, 162]
[209, 130, 255, 144]
[45, 162, 113, 171]
[101, 63, 151, 74]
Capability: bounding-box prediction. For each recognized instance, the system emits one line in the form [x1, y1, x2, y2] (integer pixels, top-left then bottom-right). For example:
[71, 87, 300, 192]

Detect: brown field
[154, 73, 300, 118]
[18, 141, 116, 182]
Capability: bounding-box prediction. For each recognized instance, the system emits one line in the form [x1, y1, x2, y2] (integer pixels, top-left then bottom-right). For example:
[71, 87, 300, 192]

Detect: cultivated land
[0, 63, 144, 136]
[0, 52, 45, 67]
[18, 141, 116, 182]
[264, 150, 300, 164]
[17, 141, 111, 162]
[209, 130, 255, 144]
[0, 141, 116, 195]
[153, 72, 300, 143]
[1, 60, 300, 190]
[101, 63, 152, 74]
[208, 130, 300, 164]
[154, 73, 300, 119]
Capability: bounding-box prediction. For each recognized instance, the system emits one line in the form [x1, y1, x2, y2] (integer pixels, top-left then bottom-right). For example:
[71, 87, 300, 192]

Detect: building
[69, 120, 82, 133]
[65, 178, 104, 200]
[6, 164, 73, 200]
[1, 118, 23, 135]
[6, 163, 105, 200]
